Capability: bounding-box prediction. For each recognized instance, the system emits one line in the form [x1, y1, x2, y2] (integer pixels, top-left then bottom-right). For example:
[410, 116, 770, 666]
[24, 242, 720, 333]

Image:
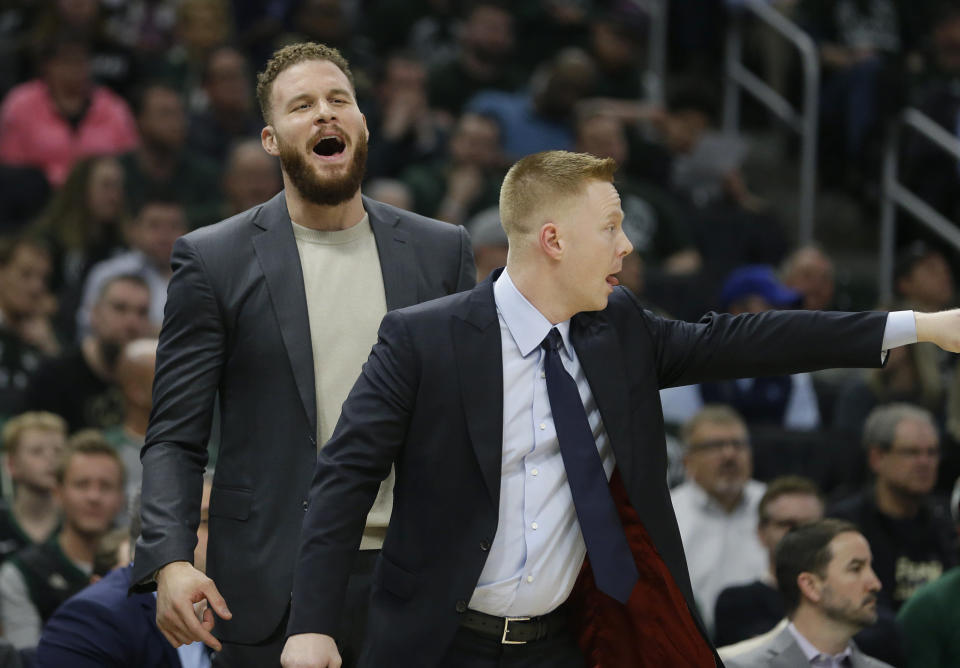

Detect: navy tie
[541, 328, 639, 604]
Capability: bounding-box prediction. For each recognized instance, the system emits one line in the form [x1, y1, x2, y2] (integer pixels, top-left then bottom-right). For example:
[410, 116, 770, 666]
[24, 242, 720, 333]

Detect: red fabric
[568, 470, 716, 667]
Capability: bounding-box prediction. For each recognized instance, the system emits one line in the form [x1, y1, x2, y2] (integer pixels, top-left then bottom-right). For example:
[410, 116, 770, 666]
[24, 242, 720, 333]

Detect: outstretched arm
[915, 309, 960, 352]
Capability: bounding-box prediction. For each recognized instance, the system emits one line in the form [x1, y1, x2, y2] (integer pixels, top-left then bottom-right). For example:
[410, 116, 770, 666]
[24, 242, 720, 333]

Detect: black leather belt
[459, 607, 570, 645]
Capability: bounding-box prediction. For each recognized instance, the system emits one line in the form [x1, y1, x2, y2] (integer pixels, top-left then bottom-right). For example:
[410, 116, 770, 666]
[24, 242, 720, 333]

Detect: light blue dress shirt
[468, 271, 917, 618]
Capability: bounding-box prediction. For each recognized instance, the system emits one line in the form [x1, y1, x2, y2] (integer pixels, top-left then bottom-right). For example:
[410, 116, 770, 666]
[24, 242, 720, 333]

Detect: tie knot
[541, 328, 564, 353]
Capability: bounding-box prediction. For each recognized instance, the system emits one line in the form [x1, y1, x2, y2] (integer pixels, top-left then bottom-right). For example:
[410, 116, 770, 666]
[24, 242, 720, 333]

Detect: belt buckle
[501, 616, 531, 645]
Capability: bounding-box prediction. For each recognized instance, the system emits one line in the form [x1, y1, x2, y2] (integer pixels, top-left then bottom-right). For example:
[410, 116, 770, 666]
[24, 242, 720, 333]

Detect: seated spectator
[897, 565, 960, 668]
[661, 266, 821, 431]
[400, 111, 504, 225]
[894, 240, 956, 313]
[426, 1, 523, 119]
[0, 238, 58, 415]
[19, 275, 151, 431]
[464, 207, 508, 282]
[671, 405, 768, 634]
[119, 83, 221, 229]
[187, 46, 262, 166]
[221, 139, 283, 218]
[102, 339, 159, 509]
[829, 404, 957, 611]
[365, 179, 414, 211]
[77, 196, 187, 338]
[587, 9, 649, 100]
[0, 35, 138, 187]
[781, 245, 836, 311]
[466, 48, 596, 161]
[0, 413, 66, 563]
[36, 481, 213, 668]
[31, 155, 129, 340]
[0, 432, 125, 649]
[724, 519, 894, 668]
[714, 476, 825, 646]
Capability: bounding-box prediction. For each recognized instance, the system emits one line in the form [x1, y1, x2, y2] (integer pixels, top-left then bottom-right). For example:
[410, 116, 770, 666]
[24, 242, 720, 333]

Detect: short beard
[821, 586, 878, 629]
[278, 131, 367, 207]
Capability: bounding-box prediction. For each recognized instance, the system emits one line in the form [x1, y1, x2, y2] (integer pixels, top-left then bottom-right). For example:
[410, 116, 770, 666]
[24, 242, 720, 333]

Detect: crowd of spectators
[0, 0, 957, 666]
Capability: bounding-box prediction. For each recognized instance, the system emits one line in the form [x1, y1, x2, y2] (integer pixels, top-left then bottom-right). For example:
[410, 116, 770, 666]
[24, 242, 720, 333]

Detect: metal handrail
[722, 0, 820, 244]
[878, 108, 960, 304]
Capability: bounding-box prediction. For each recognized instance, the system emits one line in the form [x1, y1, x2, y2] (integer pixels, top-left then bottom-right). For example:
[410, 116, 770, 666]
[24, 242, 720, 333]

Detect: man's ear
[262, 126, 280, 157]
[539, 222, 563, 260]
[797, 571, 822, 604]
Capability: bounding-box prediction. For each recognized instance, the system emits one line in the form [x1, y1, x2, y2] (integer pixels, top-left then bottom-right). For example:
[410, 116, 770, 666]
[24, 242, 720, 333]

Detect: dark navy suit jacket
[37, 565, 181, 668]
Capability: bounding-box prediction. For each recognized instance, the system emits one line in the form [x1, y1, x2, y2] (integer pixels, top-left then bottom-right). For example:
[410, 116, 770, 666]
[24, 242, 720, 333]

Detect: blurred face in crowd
[139, 87, 187, 151]
[7, 428, 65, 493]
[380, 56, 427, 102]
[206, 48, 253, 114]
[758, 493, 824, 555]
[684, 419, 752, 506]
[45, 43, 92, 102]
[224, 143, 282, 214]
[58, 453, 125, 538]
[450, 113, 502, 169]
[0, 243, 51, 320]
[129, 202, 187, 268]
[262, 58, 369, 206]
[576, 114, 629, 168]
[934, 14, 960, 74]
[462, 5, 514, 62]
[87, 158, 125, 223]
[115, 343, 157, 412]
[784, 247, 835, 311]
[177, 0, 229, 52]
[294, 0, 348, 43]
[590, 20, 637, 70]
[58, 0, 98, 26]
[897, 252, 955, 311]
[194, 480, 213, 573]
[663, 109, 709, 155]
[803, 532, 881, 629]
[870, 417, 940, 498]
[90, 279, 151, 348]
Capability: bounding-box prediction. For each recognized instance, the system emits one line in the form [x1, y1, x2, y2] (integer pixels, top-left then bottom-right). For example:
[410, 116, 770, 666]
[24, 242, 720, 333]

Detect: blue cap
[720, 265, 803, 311]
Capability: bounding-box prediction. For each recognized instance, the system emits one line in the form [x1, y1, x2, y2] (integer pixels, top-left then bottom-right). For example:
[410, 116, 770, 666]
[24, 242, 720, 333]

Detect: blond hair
[2, 412, 66, 457]
[499, 151, 617, 241]
[56, 430, 125, 487]
[256, 42, 354, 123]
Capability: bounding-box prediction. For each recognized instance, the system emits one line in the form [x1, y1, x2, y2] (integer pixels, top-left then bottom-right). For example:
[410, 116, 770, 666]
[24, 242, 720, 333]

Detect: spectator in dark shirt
[221, 139, 283, 218]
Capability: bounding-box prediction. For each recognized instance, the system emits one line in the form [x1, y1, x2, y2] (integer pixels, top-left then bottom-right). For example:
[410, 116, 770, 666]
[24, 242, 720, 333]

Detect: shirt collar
[493, 269, 572, 359]
[787, 622, 853, 665]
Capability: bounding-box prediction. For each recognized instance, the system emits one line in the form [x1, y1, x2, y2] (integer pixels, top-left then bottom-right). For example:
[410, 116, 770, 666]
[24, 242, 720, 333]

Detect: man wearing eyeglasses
[670, 404, 768, 636]
[828, 403, 958, 612]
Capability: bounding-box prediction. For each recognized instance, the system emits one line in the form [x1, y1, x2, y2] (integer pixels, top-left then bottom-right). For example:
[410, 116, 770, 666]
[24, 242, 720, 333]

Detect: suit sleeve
[456, 224, 477, 292]
[287, 310, 418, 638]
[36, 598, 129, 668]
[131, 235, 225, 590]
[628, 294, 888, 389]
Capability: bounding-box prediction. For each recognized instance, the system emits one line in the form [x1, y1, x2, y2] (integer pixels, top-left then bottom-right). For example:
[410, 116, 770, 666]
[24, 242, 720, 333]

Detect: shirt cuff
[880, 310, 917, 363]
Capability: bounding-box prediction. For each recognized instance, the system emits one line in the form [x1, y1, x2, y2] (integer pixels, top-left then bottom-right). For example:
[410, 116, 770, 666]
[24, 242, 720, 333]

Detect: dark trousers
[435, 626, 585, 668]
[213, 550, 379, 668]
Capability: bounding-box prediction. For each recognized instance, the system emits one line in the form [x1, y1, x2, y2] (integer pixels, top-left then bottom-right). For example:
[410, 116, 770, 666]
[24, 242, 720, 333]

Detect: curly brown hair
[255, 42, 355, 124]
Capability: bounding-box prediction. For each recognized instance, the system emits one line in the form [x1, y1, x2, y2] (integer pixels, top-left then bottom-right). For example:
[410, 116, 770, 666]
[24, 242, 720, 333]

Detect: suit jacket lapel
[570, 312, 635, 482]
[365, 195, 418, 310]
[453, 278, 503, 505]
[769, 627, 808, 668]
[251, 192, 317, 436]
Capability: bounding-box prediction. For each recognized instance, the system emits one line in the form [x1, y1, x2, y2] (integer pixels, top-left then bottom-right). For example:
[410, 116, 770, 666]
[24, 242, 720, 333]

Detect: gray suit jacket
[725, 626, 894, 668]
[130, 192, 475, 643]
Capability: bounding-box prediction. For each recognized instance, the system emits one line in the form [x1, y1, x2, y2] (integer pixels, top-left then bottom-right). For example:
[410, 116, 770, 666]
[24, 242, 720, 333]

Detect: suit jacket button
[479, 539, 491, 551]
[455, 600, 467, 613]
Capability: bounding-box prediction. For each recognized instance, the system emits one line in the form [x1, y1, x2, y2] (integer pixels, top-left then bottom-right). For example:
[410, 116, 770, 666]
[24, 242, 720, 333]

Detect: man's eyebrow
[284, 92, 313, 107]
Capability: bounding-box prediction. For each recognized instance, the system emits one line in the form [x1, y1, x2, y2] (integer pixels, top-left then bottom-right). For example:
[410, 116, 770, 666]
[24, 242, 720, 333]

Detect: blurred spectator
[0, 36, 138, 187]
[232, 0, 293, 70]
[781, 245, 836, 311]
[724, 520, 893, 668]
[19, 275, 151, 432]
[896, 565, 960, 668]
[588, 9, 649, 100]
[464, 206, 508, 281]
[671, 405, 768, 635]
[404, 0, 460, 69]
[36, 481, 213, 668]
[427, 1, 522, 119]
[0, 237, 58, 415]
[467, 47, 595, 160]
[0, 413, 66, 563]
[0, 433, 124, 649]
[513, 0, 592, 72]
[32, 156, 128, 340]
[400, 111, 504, 225]
[364, 179, 414, 211]
[30, 0, 137, 96]
[77, 197, 187, 338]
[364, 51, 443, 179]
[187, 46, 262, 166]
[102, 339, 158, 508]
[714, 476, 825, 646]
[221, 139, 283, 217]
[100, 0, 180, 57]
[576, 110, 701, 275]
[829, 404, 957, 612]
[894, 240, 955, 312]
[120, 83, 221, 228]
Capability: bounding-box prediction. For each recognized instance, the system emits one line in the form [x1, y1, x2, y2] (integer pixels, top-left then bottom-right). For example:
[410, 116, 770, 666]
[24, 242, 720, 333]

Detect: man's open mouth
[313, 135, 346, 157]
